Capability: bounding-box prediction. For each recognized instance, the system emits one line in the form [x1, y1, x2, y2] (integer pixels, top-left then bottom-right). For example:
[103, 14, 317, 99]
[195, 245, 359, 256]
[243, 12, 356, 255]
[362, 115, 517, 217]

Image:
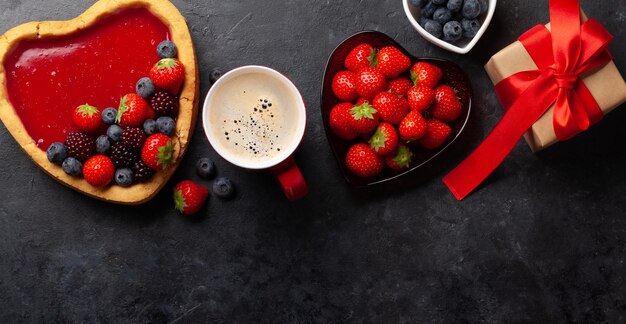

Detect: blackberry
[110, 142, 139, 169]
[150, 90, 179, 118]
[132, 160, 155, 182]
[121, 127, 146, 151]
[64, 132, 95, 163]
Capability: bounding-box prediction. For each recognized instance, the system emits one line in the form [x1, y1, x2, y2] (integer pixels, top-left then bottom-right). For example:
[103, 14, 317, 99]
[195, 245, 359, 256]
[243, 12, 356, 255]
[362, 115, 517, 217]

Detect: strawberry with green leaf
[72, 104, 101, 132]
[150, 58, 185, 95]
[386, 144, 413, 171]
[174, 180, 209, 215]
[349, 102, 379, 134]
[369, 122, 399, 156]
[345, 43, 377, 73]
[141, 133, 175, 171]
[116, 93, 149, 127]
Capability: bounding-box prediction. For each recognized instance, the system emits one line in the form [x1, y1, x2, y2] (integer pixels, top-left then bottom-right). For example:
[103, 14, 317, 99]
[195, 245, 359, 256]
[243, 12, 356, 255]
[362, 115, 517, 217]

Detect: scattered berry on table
[116, 93, 149, 128]
[386, 144, 413, 171]
[213, 177, 235, 199]
[83, 155, 115, 187]
[110, 142, 139, 169]
[150, 90, 179, 118]
[419, 119, 452, 149]
[461, 18, 481, 38]
[447, 0, 463, 12]
[356, 67, 387, 100]
[121, 127, 147, 151]
[156, 116, 176, 136]
[95, 135, 111, 155]
[388, 77, 413, 97]
[443, 21, 463, 42]
[196, 157, 216, 179]
[349, 102, 379, 134]
[331, 70, 359, 102]
[407, 85, 436, 113]
[372, 92, 409, 125]
[369, 122, 399, 156]
[420, 19, 443, 39]
[329, 103, 358, 141]
[174, 180, 209, 215]
[421, 1, 438, 18]
[346, 143, 384, 178]
[72, 104, 101, 133]
[157, 40, 178, 59]
[399, 110, 428, 141]
[132, 160, 155, 183]
[209, 68, 222, 84]
[114, 168, 134, 187]
[344, 43, 376, 73]
[62, 157, 82, 177]
[142, 134, 175, 171]
[433, 7, 453, 25]
[462, 0, 481, 19]
[411, 62, 442, 89]
[101, 107, 117, 125]
[376, 46, 411, 79]
[64, 132, 95, 163]
[107, 124, 123, 142]
[143, 119, 156, 135]
[430, 85, 462, 121]
[150, 58, 185, 95]
[46, 142, 67, 164]
[136, 77, 156, 99]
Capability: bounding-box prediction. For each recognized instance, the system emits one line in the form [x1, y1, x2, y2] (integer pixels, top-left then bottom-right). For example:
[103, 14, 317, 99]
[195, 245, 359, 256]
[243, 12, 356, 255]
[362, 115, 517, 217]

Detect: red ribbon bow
[443, 0, 614, 201]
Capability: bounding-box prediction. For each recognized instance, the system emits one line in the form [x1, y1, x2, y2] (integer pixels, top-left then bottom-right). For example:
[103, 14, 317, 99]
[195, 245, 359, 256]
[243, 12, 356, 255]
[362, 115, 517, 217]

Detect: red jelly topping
[4, 8, 171, 150]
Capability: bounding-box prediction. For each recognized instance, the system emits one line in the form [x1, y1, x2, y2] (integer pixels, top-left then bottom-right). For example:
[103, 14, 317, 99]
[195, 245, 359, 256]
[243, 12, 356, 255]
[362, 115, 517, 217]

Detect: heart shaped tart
[0, 0, 199, 204]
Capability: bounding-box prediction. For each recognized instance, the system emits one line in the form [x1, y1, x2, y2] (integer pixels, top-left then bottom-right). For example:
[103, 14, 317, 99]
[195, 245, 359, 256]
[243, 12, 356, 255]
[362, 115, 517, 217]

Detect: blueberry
[143, 119, 156, 135]
[432, 0, 446, 4]
[410, 0, 425, 8]
[462, 0, 481, 19]
[156, 116, 175, 136]
[107, 124, 123, 142]
[421, 1, 438, 18]
[62, 157, 82, 177]
[479, 0, 488, 13]
[157, 40, 177, 59]
[209, 68, 223, 84]
[213, 177, 235, 199]
[46, 142, 67, 164]
[96, 135, 111, 154]
[196, 157, 216, 179]
[443, 21, 463, 42]
[461, 18, 481, 38]
[136, 77, 155, 99]
[447, 0, 463, 12]
[114, 168, 133, 187]
[433, 7, 453, 24]
[420, 18, 443, 38]
[101, 107, 117, 125]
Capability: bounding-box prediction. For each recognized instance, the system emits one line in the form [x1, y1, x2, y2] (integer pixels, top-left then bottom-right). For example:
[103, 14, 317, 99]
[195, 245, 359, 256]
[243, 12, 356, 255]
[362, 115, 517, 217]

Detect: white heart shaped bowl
[403, 0, 497, 54]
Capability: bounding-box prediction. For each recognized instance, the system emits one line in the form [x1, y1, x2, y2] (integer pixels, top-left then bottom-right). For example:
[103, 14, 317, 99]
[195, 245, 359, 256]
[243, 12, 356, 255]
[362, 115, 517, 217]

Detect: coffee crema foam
[208, 72, 301, 164]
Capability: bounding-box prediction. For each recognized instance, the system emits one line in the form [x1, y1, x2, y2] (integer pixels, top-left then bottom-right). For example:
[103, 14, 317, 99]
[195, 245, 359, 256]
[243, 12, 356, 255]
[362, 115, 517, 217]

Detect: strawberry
[149, 58, 185, 94]
[407, 85, 436, 112]
[331, 70, 359, 102]
[83, 155, 115, 187]
[368, 122, 399, 156]
[345, 143, 384, 178]
[385, 144, 413, 171]
[141, 133, 175, 170]
[72, 104, 101, 132]
[419, 119, 452, 149]
[329, 103, 358, 140]
[399, 110, 427, 141]
[349, 102, 379, 134]
[388, 77, 413, 98]
[372, 92, 409, 125]
[356, 67, 387, 100]
[116, 93, 149, 127]
[376, 46, 411, 79]
[174, 180, 209, 215]
[410, 62, 442, 88]
[345, 43, 376, 73]
[430, 85, 462, 122]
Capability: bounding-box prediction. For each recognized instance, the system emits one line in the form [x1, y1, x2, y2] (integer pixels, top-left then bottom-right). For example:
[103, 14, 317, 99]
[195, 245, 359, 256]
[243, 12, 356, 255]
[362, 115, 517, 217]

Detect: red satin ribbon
[443, 0, 614, 201]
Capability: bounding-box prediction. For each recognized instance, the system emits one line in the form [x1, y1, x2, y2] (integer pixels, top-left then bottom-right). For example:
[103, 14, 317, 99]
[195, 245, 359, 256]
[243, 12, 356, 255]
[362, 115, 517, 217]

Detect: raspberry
[110, 142, 139, 169]
[150, 90, 179, 118]
[132, 160, 155, 183]
[121, 127, 146, 151]
[64, 132, 95, 163]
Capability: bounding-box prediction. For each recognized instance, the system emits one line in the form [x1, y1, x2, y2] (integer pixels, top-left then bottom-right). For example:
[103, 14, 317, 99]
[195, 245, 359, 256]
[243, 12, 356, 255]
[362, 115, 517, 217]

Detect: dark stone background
[1, 0, 625, 322]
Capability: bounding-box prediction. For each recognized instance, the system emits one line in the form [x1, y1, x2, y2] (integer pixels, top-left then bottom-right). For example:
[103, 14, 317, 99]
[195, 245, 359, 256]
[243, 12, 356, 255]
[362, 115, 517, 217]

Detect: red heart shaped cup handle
[270, 156, 308, 201]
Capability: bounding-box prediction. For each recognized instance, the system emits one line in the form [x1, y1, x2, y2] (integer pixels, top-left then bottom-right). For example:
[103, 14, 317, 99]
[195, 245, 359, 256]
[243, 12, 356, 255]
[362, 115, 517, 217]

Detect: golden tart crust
[0, 0, 199, 205]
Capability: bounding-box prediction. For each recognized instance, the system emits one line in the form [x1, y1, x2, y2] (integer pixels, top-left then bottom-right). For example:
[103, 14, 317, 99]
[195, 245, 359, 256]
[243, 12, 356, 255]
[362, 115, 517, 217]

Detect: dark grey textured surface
[1, 0, 626, 322]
